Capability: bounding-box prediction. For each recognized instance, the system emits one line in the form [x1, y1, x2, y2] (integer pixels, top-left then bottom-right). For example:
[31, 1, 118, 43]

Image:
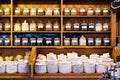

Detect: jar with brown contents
[95, 6, 102, 16]
[87, 6, 94, 16]
[64, 6, 70, 15]
[103, 21, 109, 31]
[79, 6, 86, 15]
[71, 6, 77, 15]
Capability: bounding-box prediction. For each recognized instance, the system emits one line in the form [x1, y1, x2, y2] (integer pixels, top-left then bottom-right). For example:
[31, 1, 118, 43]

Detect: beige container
[71, 6, 77, 15]
[45, 8, 52, 16]
[45, 21, 52, 31]
[22, 20, 29, 31]
[30, 20, 36, 31]
[15, 7, 21, 15]
[30, 8, 36, 16]
[4, 21, 11, 31]
[14, 20, 21, 31]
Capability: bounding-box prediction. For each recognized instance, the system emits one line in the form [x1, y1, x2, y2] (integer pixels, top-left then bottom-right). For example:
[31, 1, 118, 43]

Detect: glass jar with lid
[0, 22, 3, 31]
[30, 36, 36, 46]
[37, 21, 44, 31]
[37, 36, 43, 46]
[95, 6, 102, 16]
[22, 20, 29, 31]
[71, 5, 77, 15]
[88, 21, 95, 31]
[22, 35, 29, 46]
[4, 21, 11, 31]
[45, 37, 52, 46]
[4, 35, 10, 46]
[0, 35, 3, 46]
[23, 7, 29, 16]
[103, 7, 109, 16]
[95, 21, 102, 31]
[71, 36, 78, 46]
[45, 8, 52, 16]
[53, 8, 60, 16]
[14, 20, 21, 31]
[0, 5, 3, 15]
[30, 7, 37, 16]
[64, 6, 70, 15]
[95, 37, 102, 46]
[73, 21, 79, 31]
[79, 6, 87, 15]
[4, 5, 10, 15]
[54, 37, 60, 46]
[64, 36, 70, 46]
[87, 6, 94, 16]
[88, 37, 94, 46]
[53, 21, 60, 31]
[37, 8, 44, 15]
[45, 21, 52, 31]
[102, 21, 109, 31]
[30, 20, 37, 31]
[103, 37, 110, 46]
[81, 21, 87, 31]
[14, 35, 21, 46]
[79, 35, 86, 46]
[15, 7, 21, 15]
[65, 21, 72, 31]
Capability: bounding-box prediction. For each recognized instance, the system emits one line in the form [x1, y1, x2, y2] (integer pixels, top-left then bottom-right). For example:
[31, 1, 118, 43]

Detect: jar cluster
[0, 35, 10, 46]
[0, 5, 11, 15]
[0, 21, 11, 31]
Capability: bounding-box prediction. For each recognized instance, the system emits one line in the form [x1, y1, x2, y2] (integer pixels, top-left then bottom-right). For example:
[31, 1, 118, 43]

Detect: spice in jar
[0, 35, 3, 46]
[45, 8, 52, 16]
[95, 6, 102, 16]
[71, 6, 77, 15]
[73, 21, 80, 31]
[4, 36, 10, 46]
[30, 20, 36, 31]
[37, 37, 43, 46]
[0, 23, 3, 31]
[95, 37, 102, 46]
[4, 21, 10, 31]
[79, 6, 87, 15]
[45, 21, 52, 31]
[64, 6, 70, 15]
[30, 37, 36, 46]
[103, 21, 109, 31]
[14, 35, 21, 46]
[103, 37, 110, 46]
[88, 21, 95, 31]
[23, 7, 29, 16]
[87, 6, 94, 16]
[37, 8, 44, 15]
[4, 5, 10, 15]
[103, 7, 109, 16]
[30, 8, 36, 16]
[15, 7, 21, 15]
[22, 36, 29, 46]
[53, 21, 60, 31]
[88, 37, 94, 46]
[53, 8, 60, 16]
[71, 36, 78, 46]
[95, 21, 102, 31]
[14, 20, 21, 31]
[79, 35, 86, 46]
[0, 5, 3, 15]
[37, 21, 44, 31]
[64, 36, 70, 46]
[22, 20, 29, 31]
[45, 38, 52, 46]
[81, 21, 87, 31]
[65, 21, 72, 31]
[54, 38, 60, 46]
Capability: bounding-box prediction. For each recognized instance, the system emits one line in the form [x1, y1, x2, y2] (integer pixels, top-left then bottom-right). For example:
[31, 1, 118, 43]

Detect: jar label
[88, 10, 93, 13]
[89, 26, 94, 28]
[15, 39, 20, 43]
[54, 40, 59, 43]
[96, 9, 101, 13]
[103, 10, 108, 13]
[54, 26, 59, 29]
[80, 9, 85, 12]
[65, 9, 70, 12]
[38, 9, 43, 12]
[24, 9, 29, 13]
[5, 39, 10, 43]
[15, 10, 20, 13]
[103, 25, 108, 29]
[82, 26, 87, 29]
[104, 40, 109, 43]
[66, 25, 71, 28]
[96, 26, 102, 31]
[46, 41, 51, 43]
[46, 25, 52, 29]
[74, 25, 79, 28]
[71, 9, 76, 13]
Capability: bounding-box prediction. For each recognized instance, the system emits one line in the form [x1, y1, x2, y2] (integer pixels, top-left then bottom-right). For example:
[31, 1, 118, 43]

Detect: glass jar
[14, 20, 21, 31]
[103, 7, 109, 16]
[95, 21, 102, 31]
[53, 8, 60, 16]
[4, 21, 10, 31]
[22, 36, 29, 46]
[23, 7, 29, 16]
[88, 37, 94, 46]
[0, 5, 3, 15]
[45, 21, 52, 31]
[14, 35, 21, 46]
[4, 5, 10, 15]
[0, 23, 3, 31]
[37, 8, 44, 15]
[95, 6, 102, 16]
[87, 6, 94, 16]
[22, 20, 29, 31]
[0, 36, 3, 46]
[53, 21, 60, 31]
[4, 36, 10, 46]
[103, 21, 109, 31]
[95, 37, 102, 46]
[37, 21, 44, 31]
[88, 21, 95, 31]
[73, 21, 79, 31]
[71, 6, 77, 15]
[30, 20, 36, 31]
[37, 37, 43, 46]
[103, 37, 110, 46]
[30, 37, 36, 46]
[64, 6, 70, 15]
[45, 8, 52, 16]
[30, 8, 36, 16]
[71, 36, 78, 46]
[81, 21, 87, 31]
[79, 35, 86, 46]
[15, 7, 21, 15]
[54, 38, 60, 46]
[45, 38, 52, 46]
[79, 6, 86, 15]
[65, 21, 72, 31]
[64, 36, 70, 46]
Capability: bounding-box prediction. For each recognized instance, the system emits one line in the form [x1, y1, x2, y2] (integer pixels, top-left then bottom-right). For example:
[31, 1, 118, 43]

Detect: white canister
[35, 62, 47, 74]
[18, 60, 29, 73]
[0, 62, 5, 73]
[47, 60, 58, 73]
[59, 61, 72, 74]
[96, 63, 107, 73]
[84, 61, 95, 73]
[72, 62, 83, 73]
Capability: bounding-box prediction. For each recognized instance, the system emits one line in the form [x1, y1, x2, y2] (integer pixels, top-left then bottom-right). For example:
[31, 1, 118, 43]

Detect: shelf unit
[0, 0, 117, 79]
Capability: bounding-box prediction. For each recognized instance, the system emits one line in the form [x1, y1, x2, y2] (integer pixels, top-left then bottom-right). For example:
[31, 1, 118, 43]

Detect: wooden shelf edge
[13, 31, 61, 33]
[63, 31, 111, 33]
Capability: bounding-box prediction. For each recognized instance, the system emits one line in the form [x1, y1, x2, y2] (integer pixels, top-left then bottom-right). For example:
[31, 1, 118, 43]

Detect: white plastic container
[0, 62, 5, 73]
[96, 63, 107, 73]
[72, 62, 83, 73]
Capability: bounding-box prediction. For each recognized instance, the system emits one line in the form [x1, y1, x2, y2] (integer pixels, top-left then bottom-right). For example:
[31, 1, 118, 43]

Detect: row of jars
[14, 20, 60, 31]
[0, 5, 10, 15]
[0, 35, 10, 46]
[65, 20, 109, 31]
[64, 6, 109, 16]
[14, 35, 60, 46]
[64, 35, 110, 46]
[0, 21, 11, 31]
[14, 7, 60, 16]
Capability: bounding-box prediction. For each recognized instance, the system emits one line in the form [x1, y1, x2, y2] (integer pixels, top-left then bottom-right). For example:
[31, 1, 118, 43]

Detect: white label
[31, 9, 36, 13]
[96, 9, 101, 13]
[31, 38, 36, 43]
[15, 39, 20, 43]
[0, 40, 2, 43]
[72, 39, 77, 43]
[71, 9, 76, 13]
[46, 25, 52, 28]
[82, 26, 87, 29]
[46, 41, 51, 44]
[103, 10, 108, 13]
[65, 9, 70, 12]
[23, 39, 28, 43]
[96, 26, 102, 31]
[37, 40, 42, 43]
[103, 25, 108, 29]
[5, 39, 10, 43]
[38, 25, 43, 28]
[88, 10, 93, 13]
[15, 10, 20, 13]
[104, 40, 109, 43]
[4, 8, 9, 12]
[80, 9, 85, 12]
[66, 25, 71, 28]
[54, 26, 59, 29]
[88, 40, 93, 43]
[38, 9, 43, 12]
[89, 26, 94, 28]
[74, 26, 79, 28]
[64, 40, 70, 43]
[24, 9, 29, 13]
[55, 40, 59, 43]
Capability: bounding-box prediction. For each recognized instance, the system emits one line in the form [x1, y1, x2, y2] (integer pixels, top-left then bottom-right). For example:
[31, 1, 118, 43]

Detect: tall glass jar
[4, 5, 10, 15]
[14, 20, 21, 31]
[30, 20, 36, 31]
[79, 35, 86, 46]
[73, 21, 79, 31]
[65, 21, 72, 31]
[79, 6, 86, 15]
[64, 6, 70, 15]
[0, 5, 3, 15]
[95, 21, 102, 31]
[53, 21, 60, 31]
[45, 21, 52, 31]
[81, 21, 87, 31]
[88, 21, 95, 31]
[14, 35, 21, 46]
[15, 7, 21, 15]
[37, 21, 44, 31]
[4, 21, 11, 31]
[71, 6, 77, 15]
[22, 20, 29, 31]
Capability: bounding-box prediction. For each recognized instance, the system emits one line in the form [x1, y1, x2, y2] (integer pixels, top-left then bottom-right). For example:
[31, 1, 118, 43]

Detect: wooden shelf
[0, 46, 32, 48]
[63, 31, 111, 33]
[33, 73, 101, 78]
[0, 15, 11, 17]
[13, 31, 61, 33]
[0, 31, 11, 33]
